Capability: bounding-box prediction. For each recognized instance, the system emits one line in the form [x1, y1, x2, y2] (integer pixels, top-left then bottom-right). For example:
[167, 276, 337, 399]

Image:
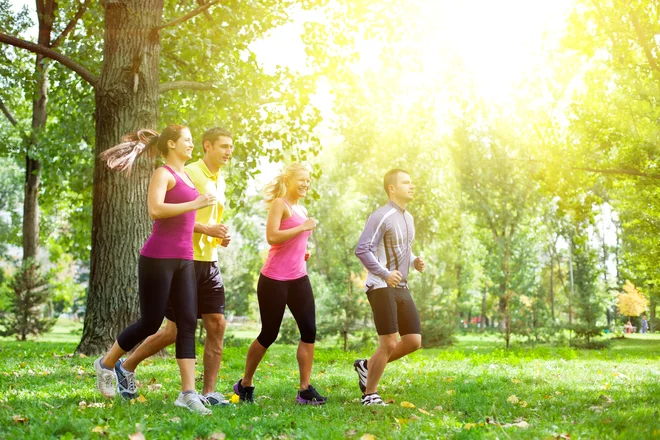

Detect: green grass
[1, 322, 660, 439]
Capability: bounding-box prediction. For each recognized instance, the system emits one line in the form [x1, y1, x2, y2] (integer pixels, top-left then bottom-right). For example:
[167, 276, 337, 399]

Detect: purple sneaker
[233, 379, 254, 403]
[296, 385, 327, 405]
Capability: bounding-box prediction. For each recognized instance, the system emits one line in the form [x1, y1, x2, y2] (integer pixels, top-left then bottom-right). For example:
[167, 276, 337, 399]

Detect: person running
[112, 127, 234, 407]
[233, 163, 326, 405]
[353, 169, 426, 406]
[93, 125, 215, 415]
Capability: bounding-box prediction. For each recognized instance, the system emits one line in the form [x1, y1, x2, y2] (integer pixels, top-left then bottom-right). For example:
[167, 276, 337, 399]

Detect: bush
[0, 260, 57, 340]
[422, 319, 456, 348]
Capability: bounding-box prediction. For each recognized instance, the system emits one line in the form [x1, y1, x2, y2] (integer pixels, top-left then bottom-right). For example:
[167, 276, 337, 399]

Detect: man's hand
[206, 224, 229, 239]
[413, 256, 426, 273]
[386, 270, 403, 288]
[220, 234, 231, 248]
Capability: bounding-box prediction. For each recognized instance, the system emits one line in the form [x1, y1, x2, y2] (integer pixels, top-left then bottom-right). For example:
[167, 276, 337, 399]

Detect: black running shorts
[166, 261, 225, 322]
[366, 287, 421, 336]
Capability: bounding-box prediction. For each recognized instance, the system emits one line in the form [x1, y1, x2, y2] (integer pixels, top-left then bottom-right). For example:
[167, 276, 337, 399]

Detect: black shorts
[366, 287, 421, 336]
[166, 261, 225, 322]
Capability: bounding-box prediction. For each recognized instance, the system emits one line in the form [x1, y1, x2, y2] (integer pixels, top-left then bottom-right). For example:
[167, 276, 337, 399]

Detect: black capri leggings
[256, 274, 316, 348]
[117, 256, 197, 359]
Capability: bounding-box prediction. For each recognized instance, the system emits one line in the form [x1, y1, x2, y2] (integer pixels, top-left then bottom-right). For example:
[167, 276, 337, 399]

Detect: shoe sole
[174, 399, 211, 415]
[353, 360, 367, 393]
[296, 395, 327, 405]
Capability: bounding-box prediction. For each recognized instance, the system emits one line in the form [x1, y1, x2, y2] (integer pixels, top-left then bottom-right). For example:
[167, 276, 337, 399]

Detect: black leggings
[117, 256, 197, 359]
[256, 274, 316, 348]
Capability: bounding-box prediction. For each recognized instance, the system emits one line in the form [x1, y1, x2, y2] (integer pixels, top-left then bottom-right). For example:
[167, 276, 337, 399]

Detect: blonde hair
[99, 125, 188, 174]
[264, 162, 309, 205]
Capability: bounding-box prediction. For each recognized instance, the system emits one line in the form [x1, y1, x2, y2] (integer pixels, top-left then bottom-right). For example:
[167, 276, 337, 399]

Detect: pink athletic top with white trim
[140, 165, 199, 260]
[261, 199, 312, 281]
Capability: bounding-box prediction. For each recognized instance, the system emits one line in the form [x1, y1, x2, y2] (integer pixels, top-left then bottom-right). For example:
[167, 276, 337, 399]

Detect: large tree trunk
[77, 0, 163, 355]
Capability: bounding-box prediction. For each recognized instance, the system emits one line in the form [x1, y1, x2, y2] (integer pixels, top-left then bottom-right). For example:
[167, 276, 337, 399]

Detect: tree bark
[77, 0, 163, 355]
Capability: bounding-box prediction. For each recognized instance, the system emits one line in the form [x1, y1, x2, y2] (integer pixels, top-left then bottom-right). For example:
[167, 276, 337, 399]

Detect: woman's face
[287, 170, 311, 198]
[169, 128, 194, 160]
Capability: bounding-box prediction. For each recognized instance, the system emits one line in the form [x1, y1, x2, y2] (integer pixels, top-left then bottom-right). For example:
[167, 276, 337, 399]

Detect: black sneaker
[233, 379, 254, 403]
[353, 359, 368, 393]
[296, 385, 327, 405]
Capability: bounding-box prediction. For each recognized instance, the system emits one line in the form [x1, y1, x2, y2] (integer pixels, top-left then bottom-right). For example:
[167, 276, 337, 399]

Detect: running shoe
[296, 385, 327, 405]
[114, 359, 138, 400]
[361, 392, 387, 406]
[201, 391, 230, 406]
[94, 357, 116, 399]
[233, 379, 255, 403]
[353, 359, 368, 393]
[174, 392, 212, 415]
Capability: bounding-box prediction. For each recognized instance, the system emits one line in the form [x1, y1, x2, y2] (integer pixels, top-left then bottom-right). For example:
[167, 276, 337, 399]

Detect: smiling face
[286, 169, 311, 199]
[168, 127, 194, 160]
[204, 135, 233, 170]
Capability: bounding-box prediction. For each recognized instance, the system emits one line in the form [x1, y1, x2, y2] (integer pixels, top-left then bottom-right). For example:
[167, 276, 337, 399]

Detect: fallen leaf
[507, 395, 519, 404]
[511, 378, 521, 384]
[519, 400, 528, 408]
[91, 425, 107, 434]
[136, 395, 147, 403]
[418, 408, 431, 415]
[345, 429, 358, 437]
[446, 389, 456, 395]
[147, 383, 162, 391]
[209, 433, 226, 440]
[12, 415, 28, 424]
[409, 415, 420, 421]
[433, 406, 443, 412]
[599, 394, 614, 404]
[502, 420, 530, 429]
[400, 401, 416, 408]
[79, 353, 87, 358]
[360, 435, 376, 440]
[149, 376, 157, 385]
[464, 423, 477, 430]
[230, 394, 240, 404]
[170, 417, 181, 423]
[128, 433, 146, 440]
[385, 398, 395, 404]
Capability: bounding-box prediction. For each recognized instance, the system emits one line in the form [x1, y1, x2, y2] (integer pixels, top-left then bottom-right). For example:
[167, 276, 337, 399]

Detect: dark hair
[100, 124, 188, 174]
[202, 127, 232, 147]
[383, 168, 409, 196]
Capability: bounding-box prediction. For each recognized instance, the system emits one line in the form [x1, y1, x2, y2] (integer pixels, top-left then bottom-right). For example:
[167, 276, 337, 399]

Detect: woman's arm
[265, 198, 315, 245]
[147, 168, 215, 220]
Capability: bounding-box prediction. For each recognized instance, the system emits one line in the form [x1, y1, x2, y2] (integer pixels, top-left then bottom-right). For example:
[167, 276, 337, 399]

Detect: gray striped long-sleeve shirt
[355, 200, 416, 291]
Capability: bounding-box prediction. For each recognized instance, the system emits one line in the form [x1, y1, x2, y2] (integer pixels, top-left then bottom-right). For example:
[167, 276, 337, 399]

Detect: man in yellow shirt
[114, 127, 234, 407]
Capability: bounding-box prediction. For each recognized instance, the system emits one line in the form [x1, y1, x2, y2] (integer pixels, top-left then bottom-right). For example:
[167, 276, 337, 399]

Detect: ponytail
[99, 125, 188, 174]
[264, 162, 309, 205]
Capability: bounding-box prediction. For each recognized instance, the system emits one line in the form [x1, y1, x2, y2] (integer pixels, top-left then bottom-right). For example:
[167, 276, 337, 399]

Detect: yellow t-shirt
[185, 159, 226, 262]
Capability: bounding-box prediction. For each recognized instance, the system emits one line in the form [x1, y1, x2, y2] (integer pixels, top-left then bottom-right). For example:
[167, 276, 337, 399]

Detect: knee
[408, 334, 422, 351]
[257, 331, 277, 349]
[380, 336, 398, 353]
[300, 324, 316, 344]
[205, 315, 226, 337]
[161, 323, 178, 345]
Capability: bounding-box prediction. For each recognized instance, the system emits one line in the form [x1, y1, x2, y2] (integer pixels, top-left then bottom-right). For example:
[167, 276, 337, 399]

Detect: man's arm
[355, 213, 390, 281]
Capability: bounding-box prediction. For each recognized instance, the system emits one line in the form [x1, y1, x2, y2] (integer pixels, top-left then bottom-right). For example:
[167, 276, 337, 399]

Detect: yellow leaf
[446, 389, 456, 395]
[12, 415, 28, 424]
[360, 435, 376, 440]
[400, 401, 416, 408]
[418, 408, 431, 415]
[519, 400, 528, 407]
[511, 378, 521, 384]
[507, 395, 519, 404]
[230, 394, 240, 404]
[91, 425, 107, 433]
[136, 395, 147, 403]
[464, 423, 477, 430]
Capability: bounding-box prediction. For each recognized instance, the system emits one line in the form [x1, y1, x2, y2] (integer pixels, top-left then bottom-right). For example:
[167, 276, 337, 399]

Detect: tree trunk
[549, 249, 555, 321]
[480, 287, 487, 331]
[77, 0, 163, 355]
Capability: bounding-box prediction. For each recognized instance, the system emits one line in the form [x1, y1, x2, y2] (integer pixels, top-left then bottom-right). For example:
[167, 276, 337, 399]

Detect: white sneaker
[175, 392, 212, 415]
[361, 393, 387, 406]
[94, 357, 116, 398]
[201, 391, 230, 406]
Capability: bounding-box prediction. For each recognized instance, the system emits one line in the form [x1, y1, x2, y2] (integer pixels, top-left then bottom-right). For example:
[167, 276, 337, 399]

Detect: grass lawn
[1, 319, 660, 439]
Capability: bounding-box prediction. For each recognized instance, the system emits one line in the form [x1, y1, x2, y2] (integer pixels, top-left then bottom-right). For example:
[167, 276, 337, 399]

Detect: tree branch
[0, 33, 97, 86]
[50, 0, 92, 49]
[0, 98, 18, 126]
[153, 0, 221, 32]
[197, 0, 214, 21]
[159, 81, 216, 93]
[628, 8, 660, 74]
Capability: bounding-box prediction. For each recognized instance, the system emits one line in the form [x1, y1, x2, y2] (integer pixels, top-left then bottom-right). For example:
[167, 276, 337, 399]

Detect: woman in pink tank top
[93, 125, 215, 414]
[233, 163, 327, 405]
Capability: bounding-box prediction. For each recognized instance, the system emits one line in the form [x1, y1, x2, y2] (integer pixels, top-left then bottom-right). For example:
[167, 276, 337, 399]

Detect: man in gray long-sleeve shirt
[353, 169, 426, 406]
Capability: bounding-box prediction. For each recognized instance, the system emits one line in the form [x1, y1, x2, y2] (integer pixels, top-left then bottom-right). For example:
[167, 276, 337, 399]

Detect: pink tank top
[261, 199, 312, 281]
[140, 165, 199, 260]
